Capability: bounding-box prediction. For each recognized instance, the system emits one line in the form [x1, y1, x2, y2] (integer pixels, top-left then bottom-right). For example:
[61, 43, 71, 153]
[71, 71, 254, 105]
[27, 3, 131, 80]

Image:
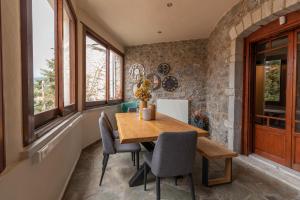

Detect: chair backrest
[151, 131, 197, 177]
[99, 113, 116, 154]
[103, 112, 114, 132]
[127, 107, 137, 113]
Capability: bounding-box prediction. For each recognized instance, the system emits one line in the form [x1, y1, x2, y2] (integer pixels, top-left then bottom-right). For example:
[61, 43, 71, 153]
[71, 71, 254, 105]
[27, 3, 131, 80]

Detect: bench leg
[202, 157, 209, 186]
[202, 158, 233, 187]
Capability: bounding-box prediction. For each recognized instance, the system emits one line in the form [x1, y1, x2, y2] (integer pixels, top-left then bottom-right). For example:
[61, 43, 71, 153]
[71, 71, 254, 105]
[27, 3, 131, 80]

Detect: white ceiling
[77, 0, 240, 46]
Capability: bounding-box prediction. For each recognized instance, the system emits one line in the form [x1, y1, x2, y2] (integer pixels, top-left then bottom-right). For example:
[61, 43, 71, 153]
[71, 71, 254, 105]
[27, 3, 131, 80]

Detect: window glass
[85, 36, 107, 102]
[109, 51, 122, 100]
[255, 43, 287, 129]
[32, 0, 56, 114]
[63, 5, 74, 106]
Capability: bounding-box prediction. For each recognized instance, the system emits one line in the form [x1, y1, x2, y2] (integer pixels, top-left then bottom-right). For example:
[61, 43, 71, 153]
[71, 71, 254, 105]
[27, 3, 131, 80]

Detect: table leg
[141, 142, 155, 151]
[129, 142, 155, 187]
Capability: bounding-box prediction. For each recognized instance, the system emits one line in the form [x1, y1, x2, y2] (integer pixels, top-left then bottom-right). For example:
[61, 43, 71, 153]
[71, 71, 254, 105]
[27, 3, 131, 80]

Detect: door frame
[242, 11, 300, 157]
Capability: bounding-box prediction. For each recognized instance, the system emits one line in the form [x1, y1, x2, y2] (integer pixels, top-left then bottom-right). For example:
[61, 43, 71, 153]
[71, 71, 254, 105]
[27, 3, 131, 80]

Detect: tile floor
[63, 142, 300, 200]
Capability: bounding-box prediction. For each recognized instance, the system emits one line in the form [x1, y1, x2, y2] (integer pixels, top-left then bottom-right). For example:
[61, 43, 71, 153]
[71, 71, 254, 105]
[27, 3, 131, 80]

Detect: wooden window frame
[82, 24, 124, 110]
[20, 0, 78, 146]
[0, 0, 5, 173]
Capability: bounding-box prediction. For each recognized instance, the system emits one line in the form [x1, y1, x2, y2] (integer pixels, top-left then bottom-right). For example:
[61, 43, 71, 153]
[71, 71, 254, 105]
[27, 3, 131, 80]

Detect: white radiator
[157, 99, 189, 123]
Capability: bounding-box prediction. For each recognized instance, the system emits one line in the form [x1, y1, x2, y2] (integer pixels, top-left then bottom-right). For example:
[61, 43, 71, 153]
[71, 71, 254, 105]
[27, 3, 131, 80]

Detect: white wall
[0, 0, 124, 199]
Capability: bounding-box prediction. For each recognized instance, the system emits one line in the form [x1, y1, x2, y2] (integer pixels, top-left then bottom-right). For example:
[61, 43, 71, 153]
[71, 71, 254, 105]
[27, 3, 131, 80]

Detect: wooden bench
[197, 137, 238, 187]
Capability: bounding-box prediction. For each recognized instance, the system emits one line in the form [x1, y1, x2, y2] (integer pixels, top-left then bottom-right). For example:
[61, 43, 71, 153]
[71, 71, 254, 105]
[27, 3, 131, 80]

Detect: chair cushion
[143, 152, 153, 167]
[114, 140, 141, 153]
[113, 130, 119, 139]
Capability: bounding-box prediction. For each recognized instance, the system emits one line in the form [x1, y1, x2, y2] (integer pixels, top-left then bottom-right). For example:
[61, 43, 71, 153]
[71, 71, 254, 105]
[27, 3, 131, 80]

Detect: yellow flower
[134, 79, 152, 101]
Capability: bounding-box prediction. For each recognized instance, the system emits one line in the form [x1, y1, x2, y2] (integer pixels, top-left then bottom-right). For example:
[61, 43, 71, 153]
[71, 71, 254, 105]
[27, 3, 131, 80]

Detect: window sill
[21, 112, 82, 160]
[84, 101, 122, 112]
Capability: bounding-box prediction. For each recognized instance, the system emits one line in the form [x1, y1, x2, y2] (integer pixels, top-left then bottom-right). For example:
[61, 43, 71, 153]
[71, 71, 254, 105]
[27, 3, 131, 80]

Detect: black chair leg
[188, 173, 196, 200]
[144, 164, 148, 191]
[174, 177, 178, 186]
[136, 151, 140, 170]
[133, 152, 136, 166]
[99, 154, 109, 186]
[131, 152, 134, 161]
[156, 177, 161, 200]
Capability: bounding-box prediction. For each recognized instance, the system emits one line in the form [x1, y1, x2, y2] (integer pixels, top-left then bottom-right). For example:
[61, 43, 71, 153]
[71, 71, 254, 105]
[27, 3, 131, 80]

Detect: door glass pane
[32, 0, 56, 114]
[254, 38, 288, 129]
[85, 36, 107, 102]
[109, 51, 122, 100]
[295, 33, 300, 132]
[256, 41, 271, 52]
[272, 36, 288, 48]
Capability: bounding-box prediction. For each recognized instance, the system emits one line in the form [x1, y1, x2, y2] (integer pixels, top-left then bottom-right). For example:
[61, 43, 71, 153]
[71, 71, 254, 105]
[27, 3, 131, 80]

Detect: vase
[148, 104, 156, 120]
[139, 101, 147, 120]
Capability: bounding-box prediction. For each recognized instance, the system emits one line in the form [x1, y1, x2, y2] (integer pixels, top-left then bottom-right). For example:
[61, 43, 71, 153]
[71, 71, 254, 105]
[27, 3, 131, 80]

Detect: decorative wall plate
[146, 73, 161, 91]
[129, 64, 145, 82]
[162, 76, 178, 92]
[157, 63, 170, 75]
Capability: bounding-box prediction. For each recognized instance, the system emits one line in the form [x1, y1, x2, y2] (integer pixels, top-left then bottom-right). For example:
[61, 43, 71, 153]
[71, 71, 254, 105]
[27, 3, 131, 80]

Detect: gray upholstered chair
[143, 131, 197, 200]
[99, 112, 141, 186]
[103, 112, 137, 166]
[102, 112, 119, 139]
[128, 107, 137, 112]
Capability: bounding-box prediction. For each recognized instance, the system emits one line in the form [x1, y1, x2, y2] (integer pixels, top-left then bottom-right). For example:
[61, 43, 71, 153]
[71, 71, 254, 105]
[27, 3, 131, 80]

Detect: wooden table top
[116, 112, 208, 144]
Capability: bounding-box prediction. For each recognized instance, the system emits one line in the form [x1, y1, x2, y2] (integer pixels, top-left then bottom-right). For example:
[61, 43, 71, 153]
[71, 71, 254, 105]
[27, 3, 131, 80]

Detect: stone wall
[206, 0, 300, 151]
[124, 39, 208, 118]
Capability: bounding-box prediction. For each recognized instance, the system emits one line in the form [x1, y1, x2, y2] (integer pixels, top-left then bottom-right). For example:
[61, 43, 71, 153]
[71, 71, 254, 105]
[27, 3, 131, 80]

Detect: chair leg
[131, 152, 134, 161]
[99, 154, 109, 186]
[144, 164, 148, 191]
[156, 177, 161, 200]
[136, 151, 140, 170]
[174, 177, 178, 186]
[133, 152, 136, 166]
[188, 173, 196, 200]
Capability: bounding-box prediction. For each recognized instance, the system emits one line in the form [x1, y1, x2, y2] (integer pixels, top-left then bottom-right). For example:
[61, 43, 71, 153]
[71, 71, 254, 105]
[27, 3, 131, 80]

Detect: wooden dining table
[115, 112, 208, 187]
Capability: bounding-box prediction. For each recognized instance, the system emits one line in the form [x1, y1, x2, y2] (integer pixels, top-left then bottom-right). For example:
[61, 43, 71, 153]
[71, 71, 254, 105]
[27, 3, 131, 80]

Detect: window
[62, 0, 76, 112]
[109, 50, 123, 100]
[83, 25, 124, 109]
[85, 35, 107, 103]
[32, 0, 56, 114]
[0, 1, 5, 173]
[21, 0, 77, 145]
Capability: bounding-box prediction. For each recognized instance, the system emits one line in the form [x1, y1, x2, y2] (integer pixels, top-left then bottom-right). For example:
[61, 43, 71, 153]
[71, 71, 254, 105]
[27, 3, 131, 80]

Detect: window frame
[20, 0, 78, 146]
[82, 24, 124, 110]
[0, 0, 5, 173]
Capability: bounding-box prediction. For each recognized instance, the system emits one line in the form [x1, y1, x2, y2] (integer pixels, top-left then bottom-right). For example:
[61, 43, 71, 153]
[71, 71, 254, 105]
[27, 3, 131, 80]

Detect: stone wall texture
[124, 39, 208, 117]
[206, 0, 263, 148]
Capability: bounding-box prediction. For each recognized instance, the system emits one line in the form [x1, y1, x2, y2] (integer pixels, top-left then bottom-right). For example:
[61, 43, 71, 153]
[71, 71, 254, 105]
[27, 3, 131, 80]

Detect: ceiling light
[167, 2, 173, 7]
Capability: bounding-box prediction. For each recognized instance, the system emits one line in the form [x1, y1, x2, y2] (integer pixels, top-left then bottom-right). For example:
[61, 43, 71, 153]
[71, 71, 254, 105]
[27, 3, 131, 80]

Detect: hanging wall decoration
[146, 73, 161, 91]
[157, 63, 170, 75]
[129, 63, 145, 82]
[162, 76, 178, 92]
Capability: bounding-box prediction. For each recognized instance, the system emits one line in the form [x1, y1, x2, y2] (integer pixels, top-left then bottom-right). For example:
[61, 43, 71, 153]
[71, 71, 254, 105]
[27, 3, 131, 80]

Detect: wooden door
[253, 33, 293, 167]
[292, 30, 300, 171]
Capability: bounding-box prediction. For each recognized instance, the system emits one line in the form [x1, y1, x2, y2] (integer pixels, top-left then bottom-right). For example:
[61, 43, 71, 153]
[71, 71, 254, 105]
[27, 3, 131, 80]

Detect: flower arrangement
[190, 110, 209, 131]
[134, 79, 152, 102]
